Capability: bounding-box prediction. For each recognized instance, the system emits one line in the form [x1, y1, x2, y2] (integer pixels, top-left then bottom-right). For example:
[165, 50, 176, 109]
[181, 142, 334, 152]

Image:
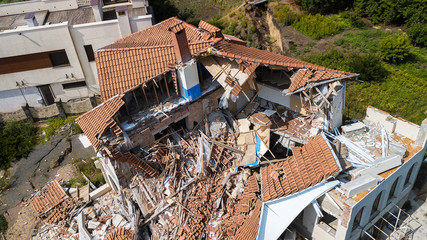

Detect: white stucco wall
[0, 22, 85, 93]
[0, 87, 43, 112]
[69, 20, 125, 95]
[256, 83, 291, 106]
[0, 0, 78, 16]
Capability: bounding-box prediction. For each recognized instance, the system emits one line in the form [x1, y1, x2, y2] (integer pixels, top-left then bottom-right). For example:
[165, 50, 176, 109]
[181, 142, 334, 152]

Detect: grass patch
[66, 158, 105, 188]
[39, 116, 82, 143]
[0, 0, 27, 4]
[0, 171, 12, 192]
[293, 14, 343, 39]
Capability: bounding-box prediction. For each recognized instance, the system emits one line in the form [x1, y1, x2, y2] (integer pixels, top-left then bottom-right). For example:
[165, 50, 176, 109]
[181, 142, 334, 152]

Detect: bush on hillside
[355, 0, 426, 26]
[0, 121, 37, 169]
[378, 34, 412, 63]
[339, 10, 365, 28]
[293, 14, 343, 39]
[295, 0, 354, 14]
[407, 23, 427, 48]
[273, 5, 301, 26]
[348, 53, 388, 82]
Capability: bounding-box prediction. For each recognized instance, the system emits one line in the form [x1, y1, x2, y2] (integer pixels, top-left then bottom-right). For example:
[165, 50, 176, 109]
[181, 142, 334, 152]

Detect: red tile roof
[288, 69, 350, 93]
[95, 17, 357, 101]
[261, 134, 340, 201]
[30, 179, 67, 215]
[75, 94, 124, 149]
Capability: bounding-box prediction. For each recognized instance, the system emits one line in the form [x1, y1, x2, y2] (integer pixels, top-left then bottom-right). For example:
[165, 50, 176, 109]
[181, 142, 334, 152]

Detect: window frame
[404, 165, 415, 186]
[388, 178, 400, 201]
[62, 81, 87, 90]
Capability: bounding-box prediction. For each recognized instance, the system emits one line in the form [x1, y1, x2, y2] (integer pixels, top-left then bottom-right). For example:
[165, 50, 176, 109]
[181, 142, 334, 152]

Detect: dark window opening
[352, 207, 364, 231]
[84, 45, 95, 62]
[62, 81, 87, 89]
[49, 50, 70, 67]
[38, 85, 55, 105]
[388, 178, 399, 201]
[404, 165, 415, 186]
[371, 192, 382, 219]
[103, 10, 117, 20]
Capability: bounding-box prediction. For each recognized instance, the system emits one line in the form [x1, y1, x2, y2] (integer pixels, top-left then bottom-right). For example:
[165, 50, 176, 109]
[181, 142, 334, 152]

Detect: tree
[407, 23, 427, 48]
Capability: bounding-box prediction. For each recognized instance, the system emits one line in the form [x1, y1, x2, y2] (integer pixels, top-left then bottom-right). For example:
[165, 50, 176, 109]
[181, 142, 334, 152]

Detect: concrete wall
[331, 84, 345, 129]
[0, 22, 85, 99]
[0, 109, 27, 122]
[256, 83, 303, 113]
[0, 0, 78, 16]
[340, 119, 427, 240]
[0, 87, 43, 112]
[0, 15, 152, 112]
[69, 20, 126, 95]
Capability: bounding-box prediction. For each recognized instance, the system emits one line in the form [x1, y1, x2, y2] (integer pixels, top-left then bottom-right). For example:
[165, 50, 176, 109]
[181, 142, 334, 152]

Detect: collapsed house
[74, 17, 427, 240]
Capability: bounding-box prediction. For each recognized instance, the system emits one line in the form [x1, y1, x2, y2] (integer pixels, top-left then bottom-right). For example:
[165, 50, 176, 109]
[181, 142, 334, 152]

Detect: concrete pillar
[24, 12, 38, 27]
[116, 6, 132, 37]
[415, 118, 427, 147]
[91, 0, 103, 22]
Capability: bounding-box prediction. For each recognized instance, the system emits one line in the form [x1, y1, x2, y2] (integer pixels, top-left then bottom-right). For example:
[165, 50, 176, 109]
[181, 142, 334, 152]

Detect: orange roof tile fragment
[105, 228, 134, 240]
[234, 200, 262, 240]
[75, 94, 124, 149]
[261, 134, 340, 202]
[30, 179, 67, 215]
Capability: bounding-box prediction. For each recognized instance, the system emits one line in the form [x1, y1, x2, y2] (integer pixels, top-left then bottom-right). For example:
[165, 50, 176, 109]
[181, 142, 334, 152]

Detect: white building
[0, 0, 152, 113]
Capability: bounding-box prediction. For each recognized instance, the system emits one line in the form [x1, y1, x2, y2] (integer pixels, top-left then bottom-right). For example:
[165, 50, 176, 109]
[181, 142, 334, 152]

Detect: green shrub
[378, 34, 412, 63]
[348, 53, 388, 82]
[302, 49, 349, 71]
[0, 121, 37, 169]
[0, 215, 7, 233]
[229, 12, 236, 18]
[355, 0, 426, 26]
[223, 22, 238, 35]
[339, 10, 365, 28]
[295, 0, 354, 14]
[293, 14, 343, 39]
[273, 5, 301, 26]
[407, 23, 427, 48]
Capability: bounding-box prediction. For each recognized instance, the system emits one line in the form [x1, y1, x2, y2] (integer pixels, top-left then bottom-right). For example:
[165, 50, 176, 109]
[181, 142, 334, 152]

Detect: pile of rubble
[121, 108, 340, 240]
[31, 179, 138, 239]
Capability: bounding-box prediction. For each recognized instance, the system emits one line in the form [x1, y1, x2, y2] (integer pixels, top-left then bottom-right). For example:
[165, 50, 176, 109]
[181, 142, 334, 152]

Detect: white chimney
[116, 6, 132, 37]
[24, 12, 38, 27]
[91, 0, 103, 22]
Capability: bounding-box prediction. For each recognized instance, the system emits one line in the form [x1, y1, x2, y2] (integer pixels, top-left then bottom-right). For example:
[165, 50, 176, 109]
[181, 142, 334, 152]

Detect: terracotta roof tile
[233, 200, 262, 240]
[261, 134, 339, 201]
[30, 179, 67, 215]
[75, 94, 124, 149]
[105, 228, 134, 240]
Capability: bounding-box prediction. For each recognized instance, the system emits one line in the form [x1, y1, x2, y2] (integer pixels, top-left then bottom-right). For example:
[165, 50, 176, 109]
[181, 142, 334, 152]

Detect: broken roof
[75, 94, 124, 149]
[261, 134, 340, 202]
[95, 17, 357, 100]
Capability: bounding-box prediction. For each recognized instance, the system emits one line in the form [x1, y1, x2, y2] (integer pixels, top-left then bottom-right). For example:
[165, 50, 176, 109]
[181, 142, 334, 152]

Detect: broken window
[404, 164, 415, 186]
[62, 81, 87, 89]
[352, 207, 364, 231]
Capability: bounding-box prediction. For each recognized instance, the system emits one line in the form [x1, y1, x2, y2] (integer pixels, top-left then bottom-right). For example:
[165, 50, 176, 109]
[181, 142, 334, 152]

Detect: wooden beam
[153, 81, 160, 104]
[164, 75, 171, 99]
[132, 90, 140, 110]
[158, 78, 164, 95]
[141, 85, 149, 106]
